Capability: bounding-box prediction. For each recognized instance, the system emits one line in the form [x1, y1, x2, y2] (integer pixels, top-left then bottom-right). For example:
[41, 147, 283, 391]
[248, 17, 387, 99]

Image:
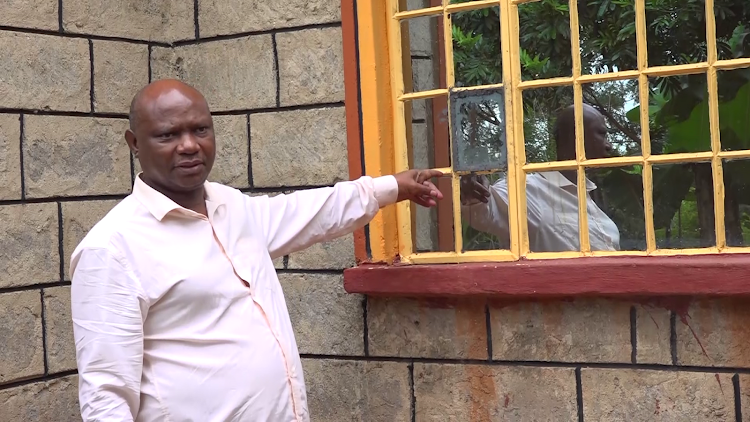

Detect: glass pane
[460, 171, 510, 251]
[406, 97, 451, 170]
[522, 85, 573, 164]
[415, 175, 454, 252]
[653, 162, 716, 249]
[449, 88, 507, 172]
[524, 170, 582, 253]
[646, 0, 707, 67]
[589, 165, 646, 251]
[518, 0, 572, 80]
[402, 0, 438, 12]
[579, 0, 637, 74]
[582, 79, 642, 157]
[723, 158, 750, 247]
[402, 15, 445, 93]
[718, 68, 750, 152]
[647, 75, 711, 154]
[452, 6, 503, 87]
[715, 0, 750, 60]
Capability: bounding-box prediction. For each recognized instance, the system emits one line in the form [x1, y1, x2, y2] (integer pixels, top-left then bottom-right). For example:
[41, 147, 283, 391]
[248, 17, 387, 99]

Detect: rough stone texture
[209, 115, 249, 188]
[287, 234, 355, 270]
[279, 273, 363, 355]
[198, 0, 341, 37]
[0, 0, 58, 31]
[277, 27, 345, 106]
[414, 364, 578, 422]
[0, 375, 80, 421]
[23, 116, 131, 198]
[151, 36, 276, 111]
[303, 359, 410, 422]
[582, 369, 734, 421]
[0, 291, 44, 384]
[93, 41, 149, 114]
[0, 203, 59, 288]
[368, 297, 487, 359]
[676, 299, 750, 367]
[490, 299, 631, 362]
[740, 375, 750, 419]
[0, 32, 89, 112]
[250, 108, 348, 188]
[0, 114, 22, 200]
[62, 200, 120, 277]
[406, 14, 438, 57]
[44, 286, 76, 373]
[636, 304, 672, 364]
[63, 0, 193, 42]
[412, 58, 438, 92]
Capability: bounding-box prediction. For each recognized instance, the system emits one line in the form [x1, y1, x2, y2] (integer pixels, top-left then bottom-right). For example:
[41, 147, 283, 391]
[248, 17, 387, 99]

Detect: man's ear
[125, 129, 139, 157]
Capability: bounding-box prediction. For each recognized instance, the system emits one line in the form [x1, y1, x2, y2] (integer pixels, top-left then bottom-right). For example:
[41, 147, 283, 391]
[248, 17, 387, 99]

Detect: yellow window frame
[356, 0, 750, 265]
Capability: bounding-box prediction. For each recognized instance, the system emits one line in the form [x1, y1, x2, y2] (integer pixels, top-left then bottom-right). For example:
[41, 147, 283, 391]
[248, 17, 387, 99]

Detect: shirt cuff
[373, 175, 399, 208]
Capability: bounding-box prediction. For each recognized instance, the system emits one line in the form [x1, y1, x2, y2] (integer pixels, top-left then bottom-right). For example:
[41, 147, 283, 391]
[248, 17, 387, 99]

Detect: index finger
[417, 169, 444, 183]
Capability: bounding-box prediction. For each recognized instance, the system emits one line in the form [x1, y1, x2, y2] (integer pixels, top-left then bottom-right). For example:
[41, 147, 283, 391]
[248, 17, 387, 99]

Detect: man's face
[584, 111, 613, 159]
[127, 89, 216, 195]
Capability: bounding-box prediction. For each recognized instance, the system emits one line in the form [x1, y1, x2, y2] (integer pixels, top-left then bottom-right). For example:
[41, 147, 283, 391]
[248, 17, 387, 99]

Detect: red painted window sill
[343, 254, 750, 298]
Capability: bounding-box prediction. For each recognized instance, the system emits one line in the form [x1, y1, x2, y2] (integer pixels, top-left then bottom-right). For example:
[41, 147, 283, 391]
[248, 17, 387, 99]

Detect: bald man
[461, 104, 620, 252]
[70, 79, 443, 421]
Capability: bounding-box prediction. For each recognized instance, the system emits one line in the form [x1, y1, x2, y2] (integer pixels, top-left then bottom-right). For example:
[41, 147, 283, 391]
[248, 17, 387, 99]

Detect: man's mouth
[176, 160, 203, 169]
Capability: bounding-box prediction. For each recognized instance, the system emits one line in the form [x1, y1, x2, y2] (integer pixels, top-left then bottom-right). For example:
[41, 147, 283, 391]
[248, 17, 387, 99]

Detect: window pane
[522, 85, 573, 164]
[459, 171, 510, 251]
[582, 79, 642, 157]
[579, 0, 637, 74]
[449, 88, 507, 172]
[589, 165, 646, 251]
[653, 162, 716, 249]
[718, 68, 750, 152]
[415, 175, 454, 252]
[518, 0, 572, 80]
[452, 6, 503, 87]
[406, 97, 451, 170]
[648, 75, 711, 154]
[402, 0, 438, 12]
[402, 15, 445, 93]
[524, 170, 582, 253]
[714, 0, 750, 61]
[723, 158, 750, 247]
[646, 0, 707, 67]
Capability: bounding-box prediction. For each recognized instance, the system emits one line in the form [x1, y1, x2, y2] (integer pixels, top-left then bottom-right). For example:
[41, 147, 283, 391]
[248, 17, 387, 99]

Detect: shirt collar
[132, 173, 225, 221]
[539, 171, 597, 192]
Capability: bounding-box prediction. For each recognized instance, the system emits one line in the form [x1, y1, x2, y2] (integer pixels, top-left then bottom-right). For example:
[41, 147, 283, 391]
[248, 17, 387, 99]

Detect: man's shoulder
[73, 196, 141, 253]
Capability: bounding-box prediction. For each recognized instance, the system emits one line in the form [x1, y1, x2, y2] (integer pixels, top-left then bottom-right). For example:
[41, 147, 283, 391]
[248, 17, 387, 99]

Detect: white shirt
[70, 174, 398, 422]
[462, 171, 620, 252]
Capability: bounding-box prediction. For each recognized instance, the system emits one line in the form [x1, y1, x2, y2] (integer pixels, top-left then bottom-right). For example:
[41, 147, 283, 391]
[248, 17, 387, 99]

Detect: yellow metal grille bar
[399, 88, 449, 101]
[443, 0, 462, 255]
[402, 249, 518, 264]
[714, 57, 750, 70]
[394, 0, 501, 21]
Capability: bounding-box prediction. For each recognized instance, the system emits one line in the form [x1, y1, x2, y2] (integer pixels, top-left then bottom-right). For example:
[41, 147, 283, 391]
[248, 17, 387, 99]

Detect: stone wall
[1, 1, 749, 421]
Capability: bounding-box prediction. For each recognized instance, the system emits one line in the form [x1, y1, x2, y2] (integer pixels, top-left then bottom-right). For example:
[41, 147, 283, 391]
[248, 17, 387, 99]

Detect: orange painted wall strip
[356, 0, 399, 263]
[341, 0, 368, 263]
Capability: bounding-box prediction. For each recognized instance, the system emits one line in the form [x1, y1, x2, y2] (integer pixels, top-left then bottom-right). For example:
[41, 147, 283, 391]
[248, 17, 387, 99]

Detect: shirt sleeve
[258, 175, 398, 259]
[71, 247, 148, 422]
[461, 179, 511, 240]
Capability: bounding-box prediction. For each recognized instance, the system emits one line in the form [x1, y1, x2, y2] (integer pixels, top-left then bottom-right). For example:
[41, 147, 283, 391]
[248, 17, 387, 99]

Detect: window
[343, 0, 750, 295]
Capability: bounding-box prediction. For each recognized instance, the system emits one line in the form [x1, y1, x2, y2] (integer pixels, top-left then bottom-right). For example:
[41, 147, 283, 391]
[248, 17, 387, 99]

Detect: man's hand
[394, 169, 444, 207]
[460, 174, 490, 205]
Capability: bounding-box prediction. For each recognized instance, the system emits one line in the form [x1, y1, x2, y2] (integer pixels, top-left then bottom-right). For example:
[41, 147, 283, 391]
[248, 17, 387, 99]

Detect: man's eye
[196, 127, 208, 134]
[159, 132, 174, 139]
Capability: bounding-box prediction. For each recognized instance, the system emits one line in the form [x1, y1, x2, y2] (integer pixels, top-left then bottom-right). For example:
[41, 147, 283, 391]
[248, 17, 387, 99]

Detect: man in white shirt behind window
[460, 103, 620, 252]
[70, 79, 444, 422]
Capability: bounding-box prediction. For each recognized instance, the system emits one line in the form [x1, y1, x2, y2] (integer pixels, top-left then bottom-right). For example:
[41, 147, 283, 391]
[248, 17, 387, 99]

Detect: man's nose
[176, 133, 200, 154]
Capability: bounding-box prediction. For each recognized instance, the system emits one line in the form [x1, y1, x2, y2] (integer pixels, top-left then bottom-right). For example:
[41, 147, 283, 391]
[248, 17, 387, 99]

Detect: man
[461, 103, 619, 252]
[70, 79, 443, 421]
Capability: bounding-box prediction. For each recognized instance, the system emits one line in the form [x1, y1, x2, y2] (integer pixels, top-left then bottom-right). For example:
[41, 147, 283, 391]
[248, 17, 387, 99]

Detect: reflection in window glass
[645, 0, 707, 67]
[452, 6, 502, 87]
[714, 0, 750, 60]
[718, 69, 750, 152]
[579, 0, 637, 74]
[460, 172, 508, 251]
[723, 159, 750, 247]
[415, 176, 453, 252]
[517, 0, 572, 80]
[589, 166, 646, 251]
[583, 80, 641, 157]
[522, 86, 574, 164]
[450, 88, 507, 172]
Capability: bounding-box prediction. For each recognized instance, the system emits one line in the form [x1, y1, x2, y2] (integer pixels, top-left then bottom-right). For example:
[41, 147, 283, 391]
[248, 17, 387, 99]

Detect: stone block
[0, 32, 89, 112]
[63, 0, 193, 42]
[0, 203, 59, 288]
[0, 0, 58, 31]
[740, 375, 750, 418]
[277, 27, 345, 106]
[93, 41, 149, 114]
[414, 364, 577, 421]
[368, 297, 487, 359]
[490, 299, 631, 362]
[62, 200, 120, 277]
[406, 14, 438, 57]
[0, 375, 79, 421]
[199, 0, 341, 37]
[0, 114, 22, 200]
[151, 36, 276, 111]
[209, 115, 249, 188]
[0, 291, 44, 384]
[23, 116, 131, 198]
[675, 299, 750, 367]
[303, 359, 410, 422]
[287, 233, 354, 270]
[279, 273, 363, 355]
[581, 369, 734, 420]
[44, 286, 76, 373]
[250, 108, 348, 187]
[636, 304, 672, 364]
[412, 58, 437, 92]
